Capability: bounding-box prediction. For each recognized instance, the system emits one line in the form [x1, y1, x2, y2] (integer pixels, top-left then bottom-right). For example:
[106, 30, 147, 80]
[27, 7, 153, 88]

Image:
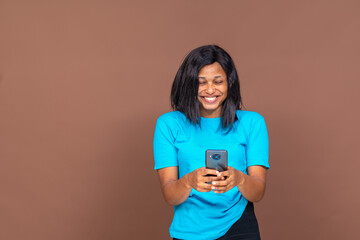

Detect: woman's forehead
[198, 62, 226, 77]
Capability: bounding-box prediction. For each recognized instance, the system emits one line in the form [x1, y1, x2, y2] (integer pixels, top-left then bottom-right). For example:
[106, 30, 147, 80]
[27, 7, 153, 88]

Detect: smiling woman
[154, 45, 269, 240]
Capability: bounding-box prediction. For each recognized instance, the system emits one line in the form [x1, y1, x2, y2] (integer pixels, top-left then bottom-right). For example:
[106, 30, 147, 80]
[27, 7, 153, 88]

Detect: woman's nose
[205, 84, 215, 94]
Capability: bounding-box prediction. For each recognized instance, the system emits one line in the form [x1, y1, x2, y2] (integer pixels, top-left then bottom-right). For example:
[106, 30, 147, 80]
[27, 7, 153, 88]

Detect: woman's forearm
[236, 171, 266, 202]
[161, 174, 192, 206]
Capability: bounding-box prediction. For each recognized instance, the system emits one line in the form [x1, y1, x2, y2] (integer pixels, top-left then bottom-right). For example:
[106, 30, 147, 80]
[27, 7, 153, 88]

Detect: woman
[153, 45, 269, 240]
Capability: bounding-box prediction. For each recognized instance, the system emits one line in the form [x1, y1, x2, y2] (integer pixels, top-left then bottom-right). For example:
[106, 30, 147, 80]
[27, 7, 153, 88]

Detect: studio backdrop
[1, 1, 359, 239]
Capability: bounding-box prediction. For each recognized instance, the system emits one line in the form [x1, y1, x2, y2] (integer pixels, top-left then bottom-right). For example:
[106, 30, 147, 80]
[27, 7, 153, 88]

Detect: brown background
[1, 0, 359, 239]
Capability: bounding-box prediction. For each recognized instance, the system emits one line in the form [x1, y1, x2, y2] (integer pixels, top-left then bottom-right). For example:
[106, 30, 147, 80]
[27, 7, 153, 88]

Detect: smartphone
[205, 149, 228, 174]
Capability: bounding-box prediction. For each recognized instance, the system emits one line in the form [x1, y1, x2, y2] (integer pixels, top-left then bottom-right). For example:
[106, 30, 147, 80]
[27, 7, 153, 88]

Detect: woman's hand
[185, 167, 222, 192]
[211, 166, 267, 202]
[211, 166, 245, 194]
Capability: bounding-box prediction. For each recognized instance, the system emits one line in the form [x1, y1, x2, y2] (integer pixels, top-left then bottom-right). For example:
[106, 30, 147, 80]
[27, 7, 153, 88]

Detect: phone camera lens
[212, 154, 221, 160]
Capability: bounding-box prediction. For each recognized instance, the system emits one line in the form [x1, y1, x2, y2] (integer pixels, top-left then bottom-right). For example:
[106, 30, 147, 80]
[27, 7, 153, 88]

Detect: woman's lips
[201, 96, 219, 103]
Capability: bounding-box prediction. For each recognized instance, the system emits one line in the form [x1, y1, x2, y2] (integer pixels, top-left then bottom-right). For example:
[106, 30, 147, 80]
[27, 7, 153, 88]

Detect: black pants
[173, 202, 261, 240]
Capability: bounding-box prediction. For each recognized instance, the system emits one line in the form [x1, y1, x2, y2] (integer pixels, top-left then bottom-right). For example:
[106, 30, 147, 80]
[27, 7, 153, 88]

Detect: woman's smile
[201, 96, 220, 103]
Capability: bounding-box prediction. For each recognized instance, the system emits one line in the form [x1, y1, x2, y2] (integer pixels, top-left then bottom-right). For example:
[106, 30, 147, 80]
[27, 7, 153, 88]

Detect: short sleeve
[153, 118, 178, 170]
[246, 116, 270, 169]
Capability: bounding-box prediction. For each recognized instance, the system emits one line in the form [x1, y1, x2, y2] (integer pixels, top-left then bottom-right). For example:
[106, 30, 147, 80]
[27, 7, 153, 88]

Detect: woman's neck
[200, 107, 222, 118]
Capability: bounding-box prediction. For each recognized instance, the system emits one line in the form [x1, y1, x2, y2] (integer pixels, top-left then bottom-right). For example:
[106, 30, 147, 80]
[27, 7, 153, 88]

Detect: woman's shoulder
[235, 110, 267, 136]
[236, 110, 265, 123]
[157, 111, 185, 121]
[156, 111, 188, 127]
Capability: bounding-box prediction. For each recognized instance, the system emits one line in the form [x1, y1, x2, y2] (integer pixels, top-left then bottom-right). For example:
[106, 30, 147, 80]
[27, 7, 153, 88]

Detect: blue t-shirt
[153, 110, 269, 240]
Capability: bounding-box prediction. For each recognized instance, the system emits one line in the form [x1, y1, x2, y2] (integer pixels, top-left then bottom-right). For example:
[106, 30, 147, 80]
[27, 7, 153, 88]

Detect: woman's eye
[215, 81, 223, 84]
[199, 81, 206, 85]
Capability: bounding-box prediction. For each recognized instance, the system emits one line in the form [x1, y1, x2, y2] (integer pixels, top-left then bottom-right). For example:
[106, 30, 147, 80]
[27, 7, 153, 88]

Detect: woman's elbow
[249, 186, 266, 203]
[163, 195, 182, 206]
[251, 194, 264, 203]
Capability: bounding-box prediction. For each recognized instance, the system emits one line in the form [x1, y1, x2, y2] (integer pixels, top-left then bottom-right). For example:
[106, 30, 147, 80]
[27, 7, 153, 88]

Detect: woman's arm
[236, 165, 267, 202]
[157, 166, 221, 206]
[157, 167, 191, 206]
[212, 165, 267, 202]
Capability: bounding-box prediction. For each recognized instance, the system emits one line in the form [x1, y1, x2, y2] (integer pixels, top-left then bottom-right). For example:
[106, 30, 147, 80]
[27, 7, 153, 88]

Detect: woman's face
[198, 62, 228, 118]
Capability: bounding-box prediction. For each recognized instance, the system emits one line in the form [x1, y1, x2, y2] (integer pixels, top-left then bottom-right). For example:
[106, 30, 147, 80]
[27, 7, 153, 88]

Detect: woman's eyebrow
[198, 76, 224, 79]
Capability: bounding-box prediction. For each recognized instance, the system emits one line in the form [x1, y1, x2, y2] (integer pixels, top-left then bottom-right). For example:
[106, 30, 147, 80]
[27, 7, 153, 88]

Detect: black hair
[171, 45, 243, 132]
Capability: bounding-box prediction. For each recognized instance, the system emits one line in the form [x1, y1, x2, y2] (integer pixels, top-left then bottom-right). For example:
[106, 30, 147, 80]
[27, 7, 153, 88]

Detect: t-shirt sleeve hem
[154, 163, 178, 170]
[247, 160, 270, 170]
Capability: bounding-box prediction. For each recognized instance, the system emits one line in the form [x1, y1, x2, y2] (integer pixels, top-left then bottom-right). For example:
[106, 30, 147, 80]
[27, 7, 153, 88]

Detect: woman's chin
[199, 105, 222, 117]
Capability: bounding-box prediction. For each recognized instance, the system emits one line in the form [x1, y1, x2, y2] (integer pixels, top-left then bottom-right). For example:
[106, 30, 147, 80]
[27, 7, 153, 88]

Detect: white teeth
[205, 97, 216, 101]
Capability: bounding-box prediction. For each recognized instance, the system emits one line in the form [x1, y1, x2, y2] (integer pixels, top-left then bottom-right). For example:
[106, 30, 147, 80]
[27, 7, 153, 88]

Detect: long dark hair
[171, 45, 243, 131]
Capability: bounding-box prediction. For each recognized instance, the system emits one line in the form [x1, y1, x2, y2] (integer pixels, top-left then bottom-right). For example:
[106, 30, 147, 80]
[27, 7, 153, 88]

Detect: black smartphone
[205, 149, 228, 176]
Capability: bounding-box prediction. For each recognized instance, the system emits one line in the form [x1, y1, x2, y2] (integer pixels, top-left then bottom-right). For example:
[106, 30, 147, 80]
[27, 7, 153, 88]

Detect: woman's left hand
[211, 166, 245, 194]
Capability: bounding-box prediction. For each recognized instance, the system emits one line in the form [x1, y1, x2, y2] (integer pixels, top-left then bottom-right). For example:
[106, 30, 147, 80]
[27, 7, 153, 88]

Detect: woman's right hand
[186, 167, 223, 192]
